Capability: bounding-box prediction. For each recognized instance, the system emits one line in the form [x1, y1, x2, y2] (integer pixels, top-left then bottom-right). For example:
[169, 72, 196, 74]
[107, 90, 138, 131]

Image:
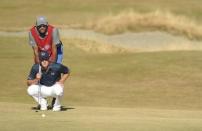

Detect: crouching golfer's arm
[27, 65, 41, 86]
[57, 65, 70, 85]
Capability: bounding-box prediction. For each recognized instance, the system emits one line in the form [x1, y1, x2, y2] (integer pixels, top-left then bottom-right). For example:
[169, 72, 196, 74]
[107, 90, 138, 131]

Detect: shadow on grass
[31, 105, 75, 111]
[61, 106, 75, 111]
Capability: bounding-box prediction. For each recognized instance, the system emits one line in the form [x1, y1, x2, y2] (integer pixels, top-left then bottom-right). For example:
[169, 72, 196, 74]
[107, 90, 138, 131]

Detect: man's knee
[54, 84, 63, 96]
[27, 84, 39, 96]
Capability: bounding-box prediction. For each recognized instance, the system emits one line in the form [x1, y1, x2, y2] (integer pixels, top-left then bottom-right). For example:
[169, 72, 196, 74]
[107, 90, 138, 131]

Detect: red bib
[30, 25, 54, 56]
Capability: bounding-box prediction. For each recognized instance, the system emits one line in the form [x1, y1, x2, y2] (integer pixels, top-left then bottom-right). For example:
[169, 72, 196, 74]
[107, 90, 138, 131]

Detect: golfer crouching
[27, 51, 70, 111]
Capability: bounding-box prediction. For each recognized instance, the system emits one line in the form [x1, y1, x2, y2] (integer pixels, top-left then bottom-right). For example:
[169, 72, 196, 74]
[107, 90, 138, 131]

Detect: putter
[37, 65, 42, 111]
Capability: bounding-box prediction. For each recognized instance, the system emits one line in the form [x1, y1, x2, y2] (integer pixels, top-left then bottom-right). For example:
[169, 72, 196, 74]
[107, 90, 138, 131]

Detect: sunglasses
[37, 24, 47, 29]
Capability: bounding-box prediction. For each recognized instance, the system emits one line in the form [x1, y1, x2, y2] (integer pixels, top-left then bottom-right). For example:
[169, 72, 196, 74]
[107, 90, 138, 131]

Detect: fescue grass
[1, 0, 202, 33]
[82, 10, 202, 40]
[62, 38, 128, 54]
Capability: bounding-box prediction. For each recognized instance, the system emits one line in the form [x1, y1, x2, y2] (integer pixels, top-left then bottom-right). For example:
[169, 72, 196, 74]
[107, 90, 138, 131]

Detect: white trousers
[27, 83, 63, 109]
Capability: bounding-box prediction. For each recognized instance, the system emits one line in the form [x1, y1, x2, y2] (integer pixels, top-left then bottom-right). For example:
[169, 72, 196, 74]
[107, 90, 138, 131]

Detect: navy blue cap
[39, 51, 50, 61]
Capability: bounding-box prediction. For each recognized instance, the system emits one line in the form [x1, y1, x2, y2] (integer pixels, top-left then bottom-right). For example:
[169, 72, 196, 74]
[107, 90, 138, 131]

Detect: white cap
[36, 16, 48, 26]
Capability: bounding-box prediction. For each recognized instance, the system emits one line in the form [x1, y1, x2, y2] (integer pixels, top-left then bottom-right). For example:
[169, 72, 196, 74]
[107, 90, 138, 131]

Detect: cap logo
[51, 72, 55, 75]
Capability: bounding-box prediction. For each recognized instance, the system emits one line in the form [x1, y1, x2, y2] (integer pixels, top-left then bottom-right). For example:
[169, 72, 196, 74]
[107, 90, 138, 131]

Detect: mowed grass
[1, 102, 202, 131]
[1, 0, 202, 29]
[1, 36, 202, 109]
[1, 36, 202, 130]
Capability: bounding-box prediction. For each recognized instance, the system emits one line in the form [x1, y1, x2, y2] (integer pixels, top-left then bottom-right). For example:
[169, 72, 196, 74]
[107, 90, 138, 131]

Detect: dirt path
[1, 29, 202, 52]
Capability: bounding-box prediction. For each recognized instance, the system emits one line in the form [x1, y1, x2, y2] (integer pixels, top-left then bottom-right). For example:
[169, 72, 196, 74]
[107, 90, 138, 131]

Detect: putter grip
[39, 65, 42, 75]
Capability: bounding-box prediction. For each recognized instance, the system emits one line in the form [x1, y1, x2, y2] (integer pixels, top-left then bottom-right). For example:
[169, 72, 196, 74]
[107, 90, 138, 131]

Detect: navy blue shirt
[28, 63, 69, 87]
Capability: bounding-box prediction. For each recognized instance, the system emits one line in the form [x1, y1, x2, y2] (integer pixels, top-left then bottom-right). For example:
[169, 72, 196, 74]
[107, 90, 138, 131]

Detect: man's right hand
[27, 73, 41, 86]
[36, 73, 41, 80]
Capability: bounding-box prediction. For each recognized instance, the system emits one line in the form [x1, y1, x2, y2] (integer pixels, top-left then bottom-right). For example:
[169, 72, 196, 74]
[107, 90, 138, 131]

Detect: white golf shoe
[40, 106, 47, 111]
[53, 106, 61, 111]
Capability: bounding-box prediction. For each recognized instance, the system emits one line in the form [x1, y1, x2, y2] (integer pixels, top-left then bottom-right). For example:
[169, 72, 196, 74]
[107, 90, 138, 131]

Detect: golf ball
[41, 114, 46, 117]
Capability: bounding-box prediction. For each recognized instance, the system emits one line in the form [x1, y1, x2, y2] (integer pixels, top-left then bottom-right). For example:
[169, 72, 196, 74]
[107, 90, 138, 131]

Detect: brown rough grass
[63, 38, 129, 54]
[82, 10, 202, 40]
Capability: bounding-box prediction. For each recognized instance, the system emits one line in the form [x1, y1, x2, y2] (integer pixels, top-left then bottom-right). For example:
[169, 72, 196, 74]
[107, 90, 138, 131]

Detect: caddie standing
[28, 16, 63, 64]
